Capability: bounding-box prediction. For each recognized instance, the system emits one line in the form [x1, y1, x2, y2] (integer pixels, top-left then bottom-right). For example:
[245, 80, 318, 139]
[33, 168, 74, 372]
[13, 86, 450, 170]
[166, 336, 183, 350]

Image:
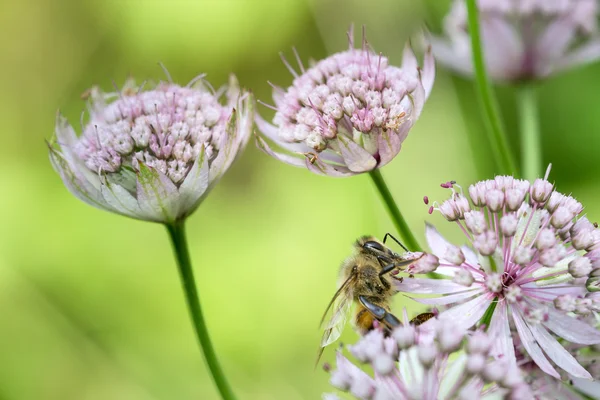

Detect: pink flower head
[256, 27, 435, 177]
[398, 170, 600, 379]
[326, 315, 529, 399]
[431, 0, 600, 81]
[48, 74, 254, 223]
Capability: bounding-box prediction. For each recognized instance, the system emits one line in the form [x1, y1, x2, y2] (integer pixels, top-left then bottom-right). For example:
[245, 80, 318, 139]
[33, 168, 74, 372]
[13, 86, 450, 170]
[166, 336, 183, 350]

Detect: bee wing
[318, 272, 356, 348]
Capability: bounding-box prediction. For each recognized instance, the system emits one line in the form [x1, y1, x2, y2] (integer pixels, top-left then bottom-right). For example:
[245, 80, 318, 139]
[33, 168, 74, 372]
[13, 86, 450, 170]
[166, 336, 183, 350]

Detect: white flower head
[401, 171, 600, 380]
[48, 73, 254, 223]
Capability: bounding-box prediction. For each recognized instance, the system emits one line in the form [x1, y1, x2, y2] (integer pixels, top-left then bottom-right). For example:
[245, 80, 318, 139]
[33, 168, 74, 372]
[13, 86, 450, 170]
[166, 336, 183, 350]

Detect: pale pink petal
[401, 42, 418, 74]
[488, 303, 516, 366]
[544, 307, 600, 345]
[255, 135, 305, 168]
[429, 36, 473, 76]
[376, 130, 402, 168]
[528, 322, 591, 379]
[100, 180, 147, 220]
[535, 17, 577, 75]
[178, 145, 210, 216]
[512, 307, 560, 379]
[304, 156, 355, 177]
[553, 39, 600, 74]
[210, 109, 245, 181]
[425, 223, 452, 261]
[136, 163, 181, 223]
[421, 45, 435, 100]
[255, 113, 311, 153]
[521, 283, 585, 301]
[395, 278, 477, 295]
[335, 135, 377, 172]
[461, 245, 479, 267]
[405, 288, 480, 305]
[480, 17, 524, 81]
[437, 294, 492, 329]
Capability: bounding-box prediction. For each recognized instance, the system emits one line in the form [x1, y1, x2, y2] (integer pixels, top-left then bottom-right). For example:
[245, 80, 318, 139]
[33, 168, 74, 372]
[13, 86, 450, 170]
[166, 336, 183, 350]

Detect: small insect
[317, 234, 430, 363]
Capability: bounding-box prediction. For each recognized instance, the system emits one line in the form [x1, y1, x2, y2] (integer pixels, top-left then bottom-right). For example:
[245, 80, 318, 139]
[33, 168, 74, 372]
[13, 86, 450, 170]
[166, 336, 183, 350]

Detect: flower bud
[505, 188, 526, 211]
[467, 331, 491, 354]
[444, 245, 465, 265]
[554, 294, 577, 312]
[473, 231, 498, 256]
[418, 343, 437, 368]
[464, 211, 486, 235]
[513, 247, 534, 265]
[393, 326, 415, 349]
[485, 189, 504, 212]
[539, 246, 566, 268]
[568, 257, 593, 278]
[453, 269, 474, 287]
[500, 214, 518, 237]
[550, 206, 574, 229]
[530, 179, 553, 204]
[469, 183, 486, 207]
[485, 273, 503, 293]
[466, 353, 486, 375]
[408, 254, 439, 274]
[536, 228, 556, 249]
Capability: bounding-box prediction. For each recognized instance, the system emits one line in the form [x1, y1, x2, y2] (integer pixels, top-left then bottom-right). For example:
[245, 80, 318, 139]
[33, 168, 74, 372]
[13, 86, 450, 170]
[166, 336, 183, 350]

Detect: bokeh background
[1, 0, 600, 399]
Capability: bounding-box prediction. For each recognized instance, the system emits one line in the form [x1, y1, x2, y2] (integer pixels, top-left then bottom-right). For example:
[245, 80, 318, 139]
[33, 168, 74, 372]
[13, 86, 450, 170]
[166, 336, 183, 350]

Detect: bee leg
[383, 233, 409, 252]
[376, 255, 392, 267]
[358, 295, 401, 334]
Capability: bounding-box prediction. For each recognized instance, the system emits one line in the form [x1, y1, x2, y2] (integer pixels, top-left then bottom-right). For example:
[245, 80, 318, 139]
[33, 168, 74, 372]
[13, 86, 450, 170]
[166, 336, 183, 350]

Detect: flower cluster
[256, 29, 434, 176]
[431, 0, 600, 81]
[326, 317, 530, 399]
[49, 75, 254, 223]
[397, 171, 600, 379]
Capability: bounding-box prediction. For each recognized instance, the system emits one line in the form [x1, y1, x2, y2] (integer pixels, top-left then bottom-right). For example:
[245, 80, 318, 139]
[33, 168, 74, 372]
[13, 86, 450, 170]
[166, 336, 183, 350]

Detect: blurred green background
[1, 0, 600, 399]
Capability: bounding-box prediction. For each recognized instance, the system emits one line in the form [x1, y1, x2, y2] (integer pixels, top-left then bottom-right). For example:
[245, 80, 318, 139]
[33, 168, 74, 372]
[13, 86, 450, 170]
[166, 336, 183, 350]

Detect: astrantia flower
[256, 28, 434, 177]
[397, 171, 600, 379]
[431, 0, 600, 81]
[326, 317, 530, 399]
[48, 75, 253, 223]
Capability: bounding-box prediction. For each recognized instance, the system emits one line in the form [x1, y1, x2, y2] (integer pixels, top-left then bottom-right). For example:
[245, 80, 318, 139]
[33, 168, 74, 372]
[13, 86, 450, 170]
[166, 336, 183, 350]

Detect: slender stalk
[166, 221, 236, 400]
[517, 84, 541, 181]
[465, 0, 519, 176]
[369, 169, 422, 252]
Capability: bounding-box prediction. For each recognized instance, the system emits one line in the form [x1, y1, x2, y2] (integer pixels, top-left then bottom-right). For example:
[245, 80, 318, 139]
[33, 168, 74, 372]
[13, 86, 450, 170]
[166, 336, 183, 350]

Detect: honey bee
[317, 234, 434, 363]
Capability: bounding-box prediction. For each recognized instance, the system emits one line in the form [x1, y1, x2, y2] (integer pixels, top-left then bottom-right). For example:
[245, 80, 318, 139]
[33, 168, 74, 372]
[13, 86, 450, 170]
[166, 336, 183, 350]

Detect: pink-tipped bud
[575, 298, 593, 315]
[373, 354, 394, 375]
[453, 269, 474, 287]
[539, 246, 566, 267]
[393, 326, 416, 349]
[436, 321, 465, 353]
[530, 179, 553, 204]
[505, 188, 526, 211]
[439, 200, 459, 221]
[473, 231, 498, 256]
[500, 214, 518, 237]
[483, 361, 508, 383]
[417, 343, 437, 368]
[485, 189, 504, 212]
[455, 194, 471, 217]
[408, 254, 439, 274]
[536, 228, 556, 249]
[550, 206, 574, 229]
[554, 294, 577, 312]
[466, 353, 486, 375]
[464, 210, 486, 235]
[513, 247, 534, 265]
[469, 183, 487, 207]
[569, 257, 593, 278]
[467, 331, 491, 354]
[444, 245, 465, 265]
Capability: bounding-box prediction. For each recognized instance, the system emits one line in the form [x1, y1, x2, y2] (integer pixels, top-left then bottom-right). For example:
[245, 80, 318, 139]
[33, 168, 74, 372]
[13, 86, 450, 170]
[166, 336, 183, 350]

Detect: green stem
[517, 84, 542, 181]
[465, 0, 519, 176]
[166, 221, 237, 400]
[369, 169, 422, 252]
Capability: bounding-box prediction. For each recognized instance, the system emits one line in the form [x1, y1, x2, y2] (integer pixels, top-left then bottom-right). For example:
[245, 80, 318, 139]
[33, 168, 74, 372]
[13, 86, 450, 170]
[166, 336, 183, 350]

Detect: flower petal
[136, 163, 180, 223]
[437, 294, 491, 329]
[543, 306, 600, 345]
[535, 17, 577, 76]
[488, 303, 516, 366]
[209, 108, 245, 182]
[304, 155, 356, 177]
[48, 146, 111, 211]
[402, 42, 418, 75]
[395, 277, 476, 295]
[335, 135, 377, 172]
[178, 144, 210, 217]
[255, 114, 310, 154]
[100, 180, 148, 220]
[376, 129, 402, 168]
[425, 223, 452, 261]
[429, 36, 473, 77]
[528, 322, 591, 379]
[255, 135, 306, 167]
[421, 45, 435, 100]
[512, 307, 560, 379]
[405, 288, 480, 305]
[553, 38, 600, 75]
[480, 17, 524, 81]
